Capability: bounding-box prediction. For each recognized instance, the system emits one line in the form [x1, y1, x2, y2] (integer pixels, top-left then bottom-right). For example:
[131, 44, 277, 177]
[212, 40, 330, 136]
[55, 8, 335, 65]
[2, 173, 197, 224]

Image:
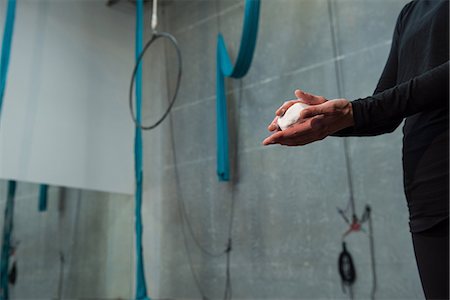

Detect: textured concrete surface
[154, 0, 422, 299]
[0, 0, 424, 299]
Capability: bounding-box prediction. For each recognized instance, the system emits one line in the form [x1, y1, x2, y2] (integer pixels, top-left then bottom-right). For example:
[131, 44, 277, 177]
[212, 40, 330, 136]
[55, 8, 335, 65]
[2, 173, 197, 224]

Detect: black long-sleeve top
[335, 0, 449, 233]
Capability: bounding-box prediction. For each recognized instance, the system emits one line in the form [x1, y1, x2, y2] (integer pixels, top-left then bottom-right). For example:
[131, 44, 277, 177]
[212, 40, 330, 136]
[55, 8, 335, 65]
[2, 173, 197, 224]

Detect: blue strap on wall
[134, 1, 150, 299]
[38, 184, 48, 212]
[0, 181, 17, 300]
[0, 2, 16, 298]
[0, 0, 16, 115]
[216, 0, 260, 181]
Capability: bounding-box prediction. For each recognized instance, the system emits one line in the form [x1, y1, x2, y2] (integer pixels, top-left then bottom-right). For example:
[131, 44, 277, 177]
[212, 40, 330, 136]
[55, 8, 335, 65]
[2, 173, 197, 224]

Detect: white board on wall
[0, 0, 135, 194]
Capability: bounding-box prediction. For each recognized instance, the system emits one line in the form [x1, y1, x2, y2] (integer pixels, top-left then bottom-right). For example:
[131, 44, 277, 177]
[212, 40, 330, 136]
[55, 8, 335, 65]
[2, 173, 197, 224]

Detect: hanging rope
[326, 0, 377, 298]
[167, 72, 239, 300]
[129, 0, 183, 297]
[216, 0, 260, 181]
[0, 0, 16, 115]
[0, 2, 17, 299]
[338, 206, 377, 300]
[162, 2, 244, 297]
[365, 206, 377, 300]
[133, 0, 150, 299]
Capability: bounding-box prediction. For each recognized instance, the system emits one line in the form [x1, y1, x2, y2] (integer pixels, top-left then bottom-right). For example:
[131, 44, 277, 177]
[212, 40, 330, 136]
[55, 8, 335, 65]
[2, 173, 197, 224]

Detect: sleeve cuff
[330, 100, 363, 136]
[350, 99, 366, 131]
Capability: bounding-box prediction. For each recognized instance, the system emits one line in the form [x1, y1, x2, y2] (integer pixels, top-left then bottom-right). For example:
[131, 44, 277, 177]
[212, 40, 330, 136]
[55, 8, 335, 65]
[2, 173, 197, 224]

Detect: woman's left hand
[263, 91, 354, 146]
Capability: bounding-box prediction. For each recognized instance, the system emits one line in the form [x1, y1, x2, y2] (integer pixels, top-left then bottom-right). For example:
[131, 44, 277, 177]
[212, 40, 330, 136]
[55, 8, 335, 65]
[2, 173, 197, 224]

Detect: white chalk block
[277, 102, 309, 130]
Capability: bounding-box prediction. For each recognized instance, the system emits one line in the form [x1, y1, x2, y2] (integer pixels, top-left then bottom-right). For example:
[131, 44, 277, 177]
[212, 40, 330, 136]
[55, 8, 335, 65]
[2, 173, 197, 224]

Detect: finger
[295, 89, 326, 105]
[263, 118, 324, 146]
[262, 131, 286, 145]
[275, 128, 321, 146]
[266, 121, 313, 145]
[279, 133, 327, 146]
[300, 102, 336, 119]
[262, 120, 312, 146]
[278, 123, 327, 146]
[279, 140, 304, 146]
[275, 99, 302, 116]
[278, 136, 315, 146]
[267, 116, 280, 132]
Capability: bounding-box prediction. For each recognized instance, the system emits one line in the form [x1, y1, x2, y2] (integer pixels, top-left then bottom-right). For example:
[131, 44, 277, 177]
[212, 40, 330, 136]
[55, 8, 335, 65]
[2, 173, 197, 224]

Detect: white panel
[0, 0, 135, 194]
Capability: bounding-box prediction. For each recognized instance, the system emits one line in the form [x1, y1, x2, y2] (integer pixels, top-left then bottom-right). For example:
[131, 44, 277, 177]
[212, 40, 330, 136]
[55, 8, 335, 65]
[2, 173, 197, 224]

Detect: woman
[263, 1, 449, 298]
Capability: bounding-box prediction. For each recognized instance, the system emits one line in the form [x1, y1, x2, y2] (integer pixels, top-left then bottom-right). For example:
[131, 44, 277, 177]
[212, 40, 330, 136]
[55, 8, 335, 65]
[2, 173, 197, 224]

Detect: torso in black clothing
[397, 0, 449, 232]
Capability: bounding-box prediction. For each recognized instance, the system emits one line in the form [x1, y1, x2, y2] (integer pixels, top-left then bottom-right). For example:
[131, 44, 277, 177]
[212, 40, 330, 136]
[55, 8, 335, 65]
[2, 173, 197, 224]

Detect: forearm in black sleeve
[351, 61, 449, 131]
[332, 51, 404, 136]
[332, 4, 408, 137]
[333, 50, 404, 137]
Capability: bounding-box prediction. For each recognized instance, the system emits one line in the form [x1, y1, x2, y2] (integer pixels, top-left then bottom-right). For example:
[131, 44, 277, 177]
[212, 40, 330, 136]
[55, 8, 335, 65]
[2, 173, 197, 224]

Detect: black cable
[56, 252, 65, 300]
[167, 95, 236, 299]
[224, 243, 232, 300]
[327, 2, 378, 299]
[221, 80, 244, 300]
[160, 25, 214, 300]
[170, 135, 228, 258]
[164, 0, 239, 298]
[343, 139, 356, 218]
[129, 31, 182, 130]
[163, 25, 237, 300]
[326, 0, 356, 220]
[366, 205, 377, 300]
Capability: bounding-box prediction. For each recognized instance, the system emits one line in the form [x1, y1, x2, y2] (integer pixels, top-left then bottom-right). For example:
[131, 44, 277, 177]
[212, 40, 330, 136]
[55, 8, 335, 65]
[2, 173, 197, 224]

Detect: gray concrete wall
[0, 0, 425, 299]
[151, 0, 422, 299]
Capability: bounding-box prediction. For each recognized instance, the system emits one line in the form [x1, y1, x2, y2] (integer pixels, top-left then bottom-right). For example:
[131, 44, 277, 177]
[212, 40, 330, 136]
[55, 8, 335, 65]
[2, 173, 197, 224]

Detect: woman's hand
[263, 90, 354, 146]
[267, 89, 327, 132]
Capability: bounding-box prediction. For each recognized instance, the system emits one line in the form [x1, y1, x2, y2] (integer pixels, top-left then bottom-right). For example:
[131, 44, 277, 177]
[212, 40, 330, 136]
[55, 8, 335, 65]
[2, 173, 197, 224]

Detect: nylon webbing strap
[0, 0, 16, 115]
[38, 184, 48, 212]
[216, 0, 260, 181]
[134, 1, 149, 299]
[0, 2, 17, 298]
[0, 181, 16, 300]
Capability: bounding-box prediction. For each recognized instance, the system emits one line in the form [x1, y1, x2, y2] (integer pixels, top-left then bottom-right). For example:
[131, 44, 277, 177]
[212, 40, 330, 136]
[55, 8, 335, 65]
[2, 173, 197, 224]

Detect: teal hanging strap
[0, 2, 17, 298]
[0, 181, 17, 300]
[216, 0, 261, 181]
[38, 185, 48, 212]
[134, 0, 149, 299]
[0, 0, 48, 219]
[0, 0, 16, 115]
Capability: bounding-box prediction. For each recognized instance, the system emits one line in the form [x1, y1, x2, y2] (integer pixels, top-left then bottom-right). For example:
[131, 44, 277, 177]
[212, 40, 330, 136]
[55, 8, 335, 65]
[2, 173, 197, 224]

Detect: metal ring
[129, 31, 182, 130]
